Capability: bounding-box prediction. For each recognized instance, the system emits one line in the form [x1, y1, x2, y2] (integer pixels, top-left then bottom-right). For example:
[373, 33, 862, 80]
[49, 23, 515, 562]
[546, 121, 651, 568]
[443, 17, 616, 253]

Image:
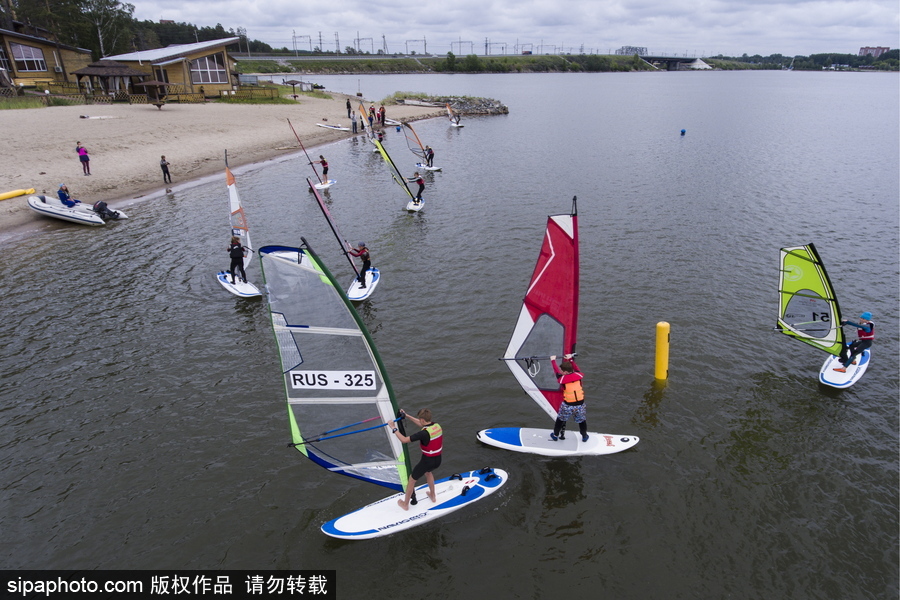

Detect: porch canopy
[71, 60, 149, 94]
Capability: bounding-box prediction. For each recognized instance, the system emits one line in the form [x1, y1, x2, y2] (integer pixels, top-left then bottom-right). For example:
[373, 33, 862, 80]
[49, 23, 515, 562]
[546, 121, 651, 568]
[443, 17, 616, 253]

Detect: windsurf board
[217, 271, 262, 298]
[476, 427, 639, 457]
[406, 199, 424, 212]
[819, 349, 870, 388]
[346, 268, 380, 301]
[321, 467, 508, 540]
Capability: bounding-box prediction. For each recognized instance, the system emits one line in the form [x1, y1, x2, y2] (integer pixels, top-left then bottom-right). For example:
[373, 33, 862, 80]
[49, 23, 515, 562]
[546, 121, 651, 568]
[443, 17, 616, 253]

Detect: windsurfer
[407, 172, 425, 203]
[391, 408, 442, 510]
[227, 235, 248, 284]
[834, 312, 874, 372]
[425, 145, 434, 167]
[549, 354, 589, 442]
[313, 155, 329, 182]
[347, 242, 371, 288]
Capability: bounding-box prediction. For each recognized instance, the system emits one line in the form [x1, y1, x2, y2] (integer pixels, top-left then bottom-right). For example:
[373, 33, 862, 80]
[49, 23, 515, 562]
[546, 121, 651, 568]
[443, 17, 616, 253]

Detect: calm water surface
[1, 72, 897, 599]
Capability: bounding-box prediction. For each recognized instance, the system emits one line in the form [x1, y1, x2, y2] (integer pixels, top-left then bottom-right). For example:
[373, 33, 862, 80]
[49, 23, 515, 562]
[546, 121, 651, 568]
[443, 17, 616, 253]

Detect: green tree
[445, 51, 456, 71]
[81, 0, 135, 56]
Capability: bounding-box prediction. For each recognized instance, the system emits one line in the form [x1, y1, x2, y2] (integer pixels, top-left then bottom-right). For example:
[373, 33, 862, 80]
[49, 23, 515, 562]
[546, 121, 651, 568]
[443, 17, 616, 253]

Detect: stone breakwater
[399, 96, 509, 115]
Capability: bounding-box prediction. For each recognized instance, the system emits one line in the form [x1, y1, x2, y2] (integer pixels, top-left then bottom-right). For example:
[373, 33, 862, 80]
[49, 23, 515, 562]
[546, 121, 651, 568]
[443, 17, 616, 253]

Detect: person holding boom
[389, 408, 443, 511]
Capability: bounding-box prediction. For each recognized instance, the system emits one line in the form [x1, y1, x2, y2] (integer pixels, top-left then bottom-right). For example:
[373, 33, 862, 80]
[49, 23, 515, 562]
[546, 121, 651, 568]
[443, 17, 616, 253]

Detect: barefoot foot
[397, 499, 409, 511]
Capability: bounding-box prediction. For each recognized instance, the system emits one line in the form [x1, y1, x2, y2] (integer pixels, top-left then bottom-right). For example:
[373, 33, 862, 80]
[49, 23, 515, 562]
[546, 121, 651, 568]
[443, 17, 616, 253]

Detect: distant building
[616, 46, 647, 56]
[0, 22, 92, 87]
[859, 47, 890, 58]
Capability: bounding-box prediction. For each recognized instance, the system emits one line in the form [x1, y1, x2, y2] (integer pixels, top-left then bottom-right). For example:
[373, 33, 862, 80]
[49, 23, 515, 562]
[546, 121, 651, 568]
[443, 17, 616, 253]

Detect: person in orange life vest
[347, 241, 371, 288]
[549, 354, 589, 442]
[406, 172, 424, 203]
[834, 312, 874, 372]
[391, 408, 442, 510]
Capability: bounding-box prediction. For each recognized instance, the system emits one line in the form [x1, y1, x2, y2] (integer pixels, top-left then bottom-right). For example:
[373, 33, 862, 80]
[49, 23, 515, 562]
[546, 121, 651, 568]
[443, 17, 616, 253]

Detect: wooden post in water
[655, 322, 670, 380]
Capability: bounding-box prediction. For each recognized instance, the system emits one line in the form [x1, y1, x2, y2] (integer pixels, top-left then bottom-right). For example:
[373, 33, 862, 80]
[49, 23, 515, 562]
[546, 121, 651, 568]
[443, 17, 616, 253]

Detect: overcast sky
[131, 0, 899, 58]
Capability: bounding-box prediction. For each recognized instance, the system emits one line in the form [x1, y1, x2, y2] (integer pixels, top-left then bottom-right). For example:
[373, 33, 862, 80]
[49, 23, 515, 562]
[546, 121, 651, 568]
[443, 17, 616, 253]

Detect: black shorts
[411, 454, 441, 480]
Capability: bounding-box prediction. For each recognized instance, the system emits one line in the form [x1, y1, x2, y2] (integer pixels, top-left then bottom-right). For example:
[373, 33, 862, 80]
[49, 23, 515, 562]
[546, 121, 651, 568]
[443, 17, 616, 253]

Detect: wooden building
[0, 23, 92, 88]
[103, 37, 241, 97]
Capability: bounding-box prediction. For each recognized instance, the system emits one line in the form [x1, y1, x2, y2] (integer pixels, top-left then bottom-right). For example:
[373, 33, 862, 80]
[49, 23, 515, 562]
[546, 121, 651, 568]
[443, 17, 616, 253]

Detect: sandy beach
[0, 93, 441, 235]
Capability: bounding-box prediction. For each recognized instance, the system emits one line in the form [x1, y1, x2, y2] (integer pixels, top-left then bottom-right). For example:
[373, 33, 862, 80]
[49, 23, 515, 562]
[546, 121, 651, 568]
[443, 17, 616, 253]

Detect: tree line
[0, 0, 271, 59]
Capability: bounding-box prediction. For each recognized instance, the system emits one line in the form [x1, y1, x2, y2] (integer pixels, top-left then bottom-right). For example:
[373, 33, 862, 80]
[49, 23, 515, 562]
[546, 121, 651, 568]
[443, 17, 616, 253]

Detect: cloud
[131, 0, 899, 56]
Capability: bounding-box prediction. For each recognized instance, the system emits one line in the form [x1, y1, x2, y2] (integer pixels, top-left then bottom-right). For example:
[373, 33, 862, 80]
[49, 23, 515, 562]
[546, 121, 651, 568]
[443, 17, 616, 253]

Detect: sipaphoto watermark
[0, 571, 336, 598]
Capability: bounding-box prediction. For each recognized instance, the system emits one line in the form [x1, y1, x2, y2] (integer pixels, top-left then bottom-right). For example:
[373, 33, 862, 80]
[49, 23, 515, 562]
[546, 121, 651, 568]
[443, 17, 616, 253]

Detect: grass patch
[0, 96, 46, 109]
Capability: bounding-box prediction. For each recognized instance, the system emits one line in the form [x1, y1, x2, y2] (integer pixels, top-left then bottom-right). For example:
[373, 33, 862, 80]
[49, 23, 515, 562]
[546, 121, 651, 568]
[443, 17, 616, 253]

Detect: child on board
[833, 312, 874, 372]
[390, 408, 442, 511]
[227, 235, 248, 284]
[347, 242, 371, 288]
[549, 354, 589, 442]
[407, 172, 424, 203]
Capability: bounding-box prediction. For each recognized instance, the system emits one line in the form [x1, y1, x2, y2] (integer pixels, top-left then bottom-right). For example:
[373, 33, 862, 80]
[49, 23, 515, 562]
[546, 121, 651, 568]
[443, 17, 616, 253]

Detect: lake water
[1, 72, 897, 599]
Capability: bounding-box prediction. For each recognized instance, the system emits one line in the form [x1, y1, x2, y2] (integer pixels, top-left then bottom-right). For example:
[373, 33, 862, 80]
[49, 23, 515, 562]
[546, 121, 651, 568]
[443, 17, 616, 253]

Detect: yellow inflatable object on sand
[0, 188, 36, 201]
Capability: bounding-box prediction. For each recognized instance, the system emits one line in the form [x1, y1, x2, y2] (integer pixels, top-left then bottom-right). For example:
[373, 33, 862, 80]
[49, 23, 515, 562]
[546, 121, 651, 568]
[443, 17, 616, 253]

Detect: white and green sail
[777, 243, 845, 356]
[259, 240, 410, 491]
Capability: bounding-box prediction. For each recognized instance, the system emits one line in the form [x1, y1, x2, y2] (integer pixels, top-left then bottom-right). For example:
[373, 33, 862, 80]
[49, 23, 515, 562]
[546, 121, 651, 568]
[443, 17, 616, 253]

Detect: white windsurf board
[416, 163, 442, 172]
[316, 123, 351, 131]
[346, 268, 380, 301]
[476, 427, 639, 457]
[406, 199, 424, 212]
[217, 271, 262, 298]
[819, 349, 870, 388]
[321, 467, 508, 540]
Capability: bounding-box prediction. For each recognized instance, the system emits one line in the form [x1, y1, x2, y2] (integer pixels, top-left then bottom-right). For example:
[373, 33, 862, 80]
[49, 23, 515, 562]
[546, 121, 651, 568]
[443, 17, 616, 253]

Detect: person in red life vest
[313, 155, 329, 182]
[834, 311, 874, 372]
[390, 408, 442, 511]
[406, 172, 424, 203]
[549, 353, 589, 442]
[347, 241, 371, 288]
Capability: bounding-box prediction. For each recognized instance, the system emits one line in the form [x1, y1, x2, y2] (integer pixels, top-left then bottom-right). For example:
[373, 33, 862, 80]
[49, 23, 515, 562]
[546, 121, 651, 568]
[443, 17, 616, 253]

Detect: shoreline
[0, 94, 441, 243]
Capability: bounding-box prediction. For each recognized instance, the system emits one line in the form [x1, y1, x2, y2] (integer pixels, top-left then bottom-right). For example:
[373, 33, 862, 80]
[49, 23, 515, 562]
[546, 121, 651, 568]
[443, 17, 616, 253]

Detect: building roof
[71, 60, 149, 77]
[0, 26, 91, 54]
[104, 37, 240, 64]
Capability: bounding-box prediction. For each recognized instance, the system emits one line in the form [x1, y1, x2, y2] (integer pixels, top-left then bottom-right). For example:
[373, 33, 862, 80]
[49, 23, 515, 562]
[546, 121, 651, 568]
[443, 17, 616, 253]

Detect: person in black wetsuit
[227, 236, 247, 284]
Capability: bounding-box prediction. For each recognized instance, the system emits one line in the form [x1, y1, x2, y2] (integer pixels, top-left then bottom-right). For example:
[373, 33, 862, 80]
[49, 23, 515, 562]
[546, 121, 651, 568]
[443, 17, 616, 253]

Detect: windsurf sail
[287, 118, 323, 185]
[259, 239, 411, 491]
[308, 177, 360, 279]
[446, 103, 461, 125]
[225, 152, 252, 271]
[777, 243, 845, 355]
[502, 197, 579, 419]
[373, 139, 415, 201]
[401, 122, 427, 163]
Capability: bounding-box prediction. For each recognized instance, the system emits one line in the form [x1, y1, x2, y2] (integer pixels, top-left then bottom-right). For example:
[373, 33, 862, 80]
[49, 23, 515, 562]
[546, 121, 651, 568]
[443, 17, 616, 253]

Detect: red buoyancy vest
[857, 321, 875, 340]
[420, 423, 443, 455]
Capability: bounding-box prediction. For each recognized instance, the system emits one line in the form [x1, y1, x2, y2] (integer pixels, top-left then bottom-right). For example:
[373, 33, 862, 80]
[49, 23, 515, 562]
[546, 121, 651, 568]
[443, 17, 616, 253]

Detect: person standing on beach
[351, 111, 357, 134]
[390, 408, 442, 511]
[76, 142, 90, 175]
[368, 105, 376, 129]
[346, 98, 351, 118]
[160, 155, 172, 183]
[378, 105, 385, 126]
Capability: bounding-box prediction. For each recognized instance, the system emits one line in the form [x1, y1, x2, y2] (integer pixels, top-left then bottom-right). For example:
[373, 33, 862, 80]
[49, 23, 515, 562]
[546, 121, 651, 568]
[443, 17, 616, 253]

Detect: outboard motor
[92, 201, 120, 220]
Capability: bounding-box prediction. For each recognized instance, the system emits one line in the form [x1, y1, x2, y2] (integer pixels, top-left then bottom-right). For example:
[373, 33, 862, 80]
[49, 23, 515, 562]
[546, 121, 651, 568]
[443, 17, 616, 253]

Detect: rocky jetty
[399, 96, 508, 115]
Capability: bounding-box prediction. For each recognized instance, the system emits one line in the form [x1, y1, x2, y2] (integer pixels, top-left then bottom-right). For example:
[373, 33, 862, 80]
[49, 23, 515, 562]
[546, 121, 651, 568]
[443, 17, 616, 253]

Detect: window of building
[189, 52, 227, 84]
[10, 43, 47, 72]
[0, 45, 11, 72]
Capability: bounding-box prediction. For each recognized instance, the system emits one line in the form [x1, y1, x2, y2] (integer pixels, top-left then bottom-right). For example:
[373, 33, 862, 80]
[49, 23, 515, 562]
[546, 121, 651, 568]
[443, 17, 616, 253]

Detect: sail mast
[287, 119, 323, 184]
[308, 178, 360, 278]
[373, 139, 415, 200]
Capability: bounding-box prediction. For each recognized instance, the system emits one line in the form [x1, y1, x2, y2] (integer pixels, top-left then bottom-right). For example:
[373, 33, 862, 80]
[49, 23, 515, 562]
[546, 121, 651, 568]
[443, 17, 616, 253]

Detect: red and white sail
[226, 165, 253, 271]
[503, 197, 578, 419]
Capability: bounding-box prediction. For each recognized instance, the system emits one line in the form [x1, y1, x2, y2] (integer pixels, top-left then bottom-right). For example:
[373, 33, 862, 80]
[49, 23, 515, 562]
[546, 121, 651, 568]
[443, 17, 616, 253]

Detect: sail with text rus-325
[259, 241, 411, 491]
[226, 166, 252, 271]
[503, 197, 579, 419]
[777, 243, 845, 356]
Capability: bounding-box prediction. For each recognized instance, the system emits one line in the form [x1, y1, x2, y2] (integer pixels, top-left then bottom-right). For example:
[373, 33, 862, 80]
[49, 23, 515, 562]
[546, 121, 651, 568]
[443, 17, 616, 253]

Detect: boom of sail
[777, 243, 845, 355]
[503, 197, 579, 419]
[259, 239, 410, 490]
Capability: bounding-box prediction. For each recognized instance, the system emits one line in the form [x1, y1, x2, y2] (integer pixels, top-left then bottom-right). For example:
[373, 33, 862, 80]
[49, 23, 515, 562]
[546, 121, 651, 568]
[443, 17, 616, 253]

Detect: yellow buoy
[0, 188, 35, 201]
[655, 321, 670, 380]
